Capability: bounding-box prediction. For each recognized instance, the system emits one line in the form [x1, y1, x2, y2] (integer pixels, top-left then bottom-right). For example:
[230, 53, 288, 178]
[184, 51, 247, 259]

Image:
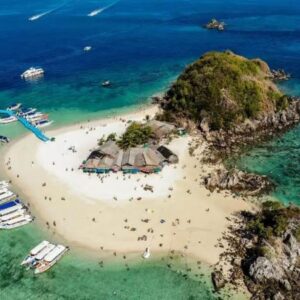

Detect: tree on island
[117, 122, 153, 149]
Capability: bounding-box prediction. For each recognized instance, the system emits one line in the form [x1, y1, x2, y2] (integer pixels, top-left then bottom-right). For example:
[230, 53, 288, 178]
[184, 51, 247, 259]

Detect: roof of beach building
[99, 156, 115, 168]
[121, 147, 163, 168]
[96, 141, 120, 158]
[84, 158, 101, 169]
[134, 151, 146, 167]
[113, 149, 124, 167]
[143, 148, 162, 166]
[147, 120, 176, 138]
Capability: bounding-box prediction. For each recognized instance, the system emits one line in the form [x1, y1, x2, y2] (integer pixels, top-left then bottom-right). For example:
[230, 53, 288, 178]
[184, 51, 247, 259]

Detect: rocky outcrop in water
[270, 69, 291, 81]
[204, 168, 274, 196]
[211, 270, 226, 291]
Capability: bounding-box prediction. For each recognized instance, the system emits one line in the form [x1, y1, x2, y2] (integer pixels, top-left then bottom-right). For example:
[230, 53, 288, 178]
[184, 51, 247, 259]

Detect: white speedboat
[21, 240, 50, 266]
[0, 116, 17, 124]
[21, 67, 44, 79]
[34, 245, 69, 274]
[7, 103, 22, 111]
[142, 247, 151, 259]
[84, 46, 92, 51]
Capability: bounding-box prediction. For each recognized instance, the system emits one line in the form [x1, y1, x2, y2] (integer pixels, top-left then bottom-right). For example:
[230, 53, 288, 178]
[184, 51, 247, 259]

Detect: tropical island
[1, 50, 300, 299]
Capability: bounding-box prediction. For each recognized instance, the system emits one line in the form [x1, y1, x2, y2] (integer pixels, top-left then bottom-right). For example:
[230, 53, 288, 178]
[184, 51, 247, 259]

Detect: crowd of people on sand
[2, 115, 245, 292]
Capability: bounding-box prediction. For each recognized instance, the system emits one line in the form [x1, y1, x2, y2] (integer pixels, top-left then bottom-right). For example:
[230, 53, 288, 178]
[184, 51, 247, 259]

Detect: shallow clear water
[0, 225, 219, 300]
[1, 0, 300, 299]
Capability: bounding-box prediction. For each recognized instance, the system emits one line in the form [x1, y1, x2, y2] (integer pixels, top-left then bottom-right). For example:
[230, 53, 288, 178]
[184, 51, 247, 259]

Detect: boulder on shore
[211, 270, 226, 291]
[204, 168, 274, 195]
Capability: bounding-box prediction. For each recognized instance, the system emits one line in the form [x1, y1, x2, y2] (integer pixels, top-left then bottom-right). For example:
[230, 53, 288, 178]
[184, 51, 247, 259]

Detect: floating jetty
[0, 108, 51, 142]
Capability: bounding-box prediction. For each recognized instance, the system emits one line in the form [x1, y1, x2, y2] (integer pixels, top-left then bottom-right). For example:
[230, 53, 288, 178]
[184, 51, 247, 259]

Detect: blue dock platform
[0, 109, 50, 142]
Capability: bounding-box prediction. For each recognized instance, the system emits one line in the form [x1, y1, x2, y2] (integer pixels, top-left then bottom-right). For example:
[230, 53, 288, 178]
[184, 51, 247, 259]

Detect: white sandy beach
[2, 105, 252, 265]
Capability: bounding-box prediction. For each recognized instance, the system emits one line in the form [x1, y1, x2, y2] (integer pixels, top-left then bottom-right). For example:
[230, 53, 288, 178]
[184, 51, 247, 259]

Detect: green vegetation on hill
[161, 51, 288, 130]
[246, 201, 300, 241]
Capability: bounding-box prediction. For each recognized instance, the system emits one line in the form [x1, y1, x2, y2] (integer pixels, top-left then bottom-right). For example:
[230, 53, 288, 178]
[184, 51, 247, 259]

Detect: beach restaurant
[81, 141, 178, 174]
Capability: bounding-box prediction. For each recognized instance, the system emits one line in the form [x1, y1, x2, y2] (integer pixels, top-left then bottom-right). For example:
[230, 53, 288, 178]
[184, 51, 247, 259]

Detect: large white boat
[21, 67, 44, 79]
[0, 116, 17, 124]
[0, 214, 33, 229]
[0, 188, 15, 202]
[34, 245, 69, 274]
[21, 240, 50, 266]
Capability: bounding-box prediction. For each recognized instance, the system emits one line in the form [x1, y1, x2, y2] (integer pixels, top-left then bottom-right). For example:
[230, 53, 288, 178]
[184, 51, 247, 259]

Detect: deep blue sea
[1, 0, 300, 299]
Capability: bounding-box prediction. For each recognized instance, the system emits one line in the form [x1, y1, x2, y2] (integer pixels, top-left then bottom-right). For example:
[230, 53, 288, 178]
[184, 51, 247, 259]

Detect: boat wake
[28, 2, 68, 21]
[87, 8, 104, 17]
[29, 10, 54, 21]
[87, 0, 119, 17]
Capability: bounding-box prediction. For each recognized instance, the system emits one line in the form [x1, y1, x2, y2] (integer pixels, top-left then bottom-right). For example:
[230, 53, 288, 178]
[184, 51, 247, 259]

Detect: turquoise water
[1, 0, 300, 299]
[231, 81, 300, 205]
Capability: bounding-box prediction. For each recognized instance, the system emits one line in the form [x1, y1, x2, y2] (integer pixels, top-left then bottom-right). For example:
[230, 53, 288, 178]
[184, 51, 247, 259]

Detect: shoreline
[1, 103, 253, 269]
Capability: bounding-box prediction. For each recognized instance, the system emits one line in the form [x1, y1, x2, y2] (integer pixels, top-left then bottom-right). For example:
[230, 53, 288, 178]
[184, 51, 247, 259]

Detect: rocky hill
[159, 51, 289, 131]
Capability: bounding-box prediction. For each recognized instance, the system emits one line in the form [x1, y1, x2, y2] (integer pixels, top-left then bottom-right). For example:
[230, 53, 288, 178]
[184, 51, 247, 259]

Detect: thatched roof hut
[83, 139, 178, 174]
[95, 141, 120, 158]
[147, 120, 176, 139]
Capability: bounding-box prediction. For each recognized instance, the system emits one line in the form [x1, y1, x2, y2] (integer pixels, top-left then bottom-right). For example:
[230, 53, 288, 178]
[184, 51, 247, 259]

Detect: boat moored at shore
[34, 245, 69, 274]
[21, 241, 69, 274]
[21, 240, 50, 266]
[0, 214, 33, 229]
